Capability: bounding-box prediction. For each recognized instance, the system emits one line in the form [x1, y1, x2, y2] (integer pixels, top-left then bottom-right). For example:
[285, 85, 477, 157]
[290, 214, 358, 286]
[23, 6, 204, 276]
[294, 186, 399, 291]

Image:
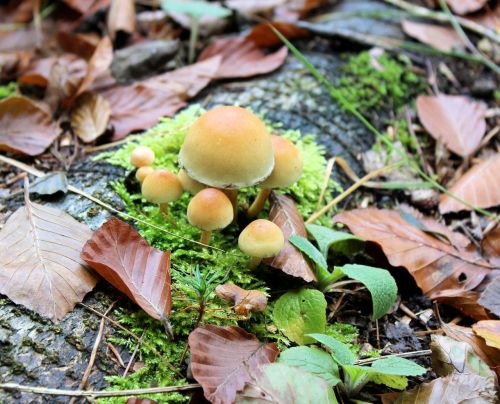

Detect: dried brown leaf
[70, 92, 110, 143]
[416, 95, 487, 157]
[479, 275, 500, 317]
[402, 20, 463, 52]
[188, 325, 279, 404]
[226, 0, 286, 16]
[0, 183, 97, 321]
[62, 0, 110, 15]
[107, 0, 135, 41]
[439, 153, 500, 214]
[57, 31, 100, 60]
[0, 96, 58, 156]
[0, 50, 32, 81]
[473, 320, 500, 350]
[334, 208, 491, 301]
[483, 225, 500, 266]
[81, 217, 172, 320]
[198, 35, 287, 79]
[264, 192, 316, 282]
[215, 283, 268, 315]
[0, 29, 37, 52]
[446, 0, 488, 15]
[247, 22, 309, 48]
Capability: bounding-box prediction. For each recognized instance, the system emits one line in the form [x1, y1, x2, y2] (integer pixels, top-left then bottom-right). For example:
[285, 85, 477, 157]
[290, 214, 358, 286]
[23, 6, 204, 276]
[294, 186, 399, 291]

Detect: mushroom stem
[224, 189, 239, 222]
[247, 188, 271, 217]
[159, 203, 169, 215]
[249, 257, 262, 269]
[200, 230, 212, 245]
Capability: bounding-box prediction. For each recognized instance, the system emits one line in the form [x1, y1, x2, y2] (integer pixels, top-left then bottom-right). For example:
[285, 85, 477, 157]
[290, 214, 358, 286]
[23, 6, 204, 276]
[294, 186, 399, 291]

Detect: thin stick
[355, 349, 432, 365]
[0, 383, 201, 398]
[316, 157, 336, 210]
[123, 330, 146, 378]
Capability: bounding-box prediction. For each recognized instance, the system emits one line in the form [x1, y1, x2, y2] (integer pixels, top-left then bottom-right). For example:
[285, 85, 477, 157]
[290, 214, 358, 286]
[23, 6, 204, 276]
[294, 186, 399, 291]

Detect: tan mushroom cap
[178, 169, 206, 195]
[260, 135, 303, 189]
[131, 146, 155, 168]
[238, 219, 284, 258]
[141, 169, 183, 204]
[136, 166, 154, 183]
[178, 106, 274, 188]
[187, 188, 234, 231]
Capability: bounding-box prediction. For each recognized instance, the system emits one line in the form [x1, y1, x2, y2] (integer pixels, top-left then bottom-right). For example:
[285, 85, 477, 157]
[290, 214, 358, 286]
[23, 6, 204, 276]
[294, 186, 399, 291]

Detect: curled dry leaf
[56, 31, 100, 60]
[215, 283, 268, 315]
[226, 0, 286, 16]
[107, 0, 135, 41]
[70, 92, 111, 143]
[445, 0, 489, 15]
[416, 95, 487, 157]
[439, 153, 500, 214]
[0, 181, 98, 321]
[402, 20, 463, 52]
[264, 192, 316, 282]
[482, 225, 500, 266]
[334, 208, 491, 300]
[81, 217, 172, 320]
[188, 325, 279, 404]
[473, 320, 500, 350]
[0, 96, 58, 156]
[198, 35, 287, 79]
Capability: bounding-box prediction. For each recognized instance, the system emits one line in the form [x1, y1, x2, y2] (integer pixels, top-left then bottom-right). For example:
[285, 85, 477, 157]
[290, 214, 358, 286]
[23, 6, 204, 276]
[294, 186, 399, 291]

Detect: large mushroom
[238, 219, 284, 268]
[178, 106, 274, 217]
[141, 169, 183, 215]
[247, 135, 303, 217]
[187, 188, 234, 245]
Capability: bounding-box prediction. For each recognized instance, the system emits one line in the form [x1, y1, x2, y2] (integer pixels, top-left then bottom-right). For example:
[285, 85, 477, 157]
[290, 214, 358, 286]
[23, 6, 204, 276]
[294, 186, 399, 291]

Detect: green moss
[98, 105, 339, 402]
[0, 82, 16, 100]
[337, 52, 425, 114]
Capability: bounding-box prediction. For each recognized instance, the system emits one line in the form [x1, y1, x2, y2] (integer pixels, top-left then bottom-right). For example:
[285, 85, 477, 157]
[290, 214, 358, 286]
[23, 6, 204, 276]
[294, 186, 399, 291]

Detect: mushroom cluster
[130, 105, 304, 267]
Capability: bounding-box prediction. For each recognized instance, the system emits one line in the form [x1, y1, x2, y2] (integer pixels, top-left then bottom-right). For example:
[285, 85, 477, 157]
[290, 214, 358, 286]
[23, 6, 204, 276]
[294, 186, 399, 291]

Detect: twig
[355, 349, 432, 365]
[0, 383, 200, 398]
[383, 0, 500, 45]
[316, 157, 336, 210]
[405, 107, 434, 176]
[123, 329, 147, 378]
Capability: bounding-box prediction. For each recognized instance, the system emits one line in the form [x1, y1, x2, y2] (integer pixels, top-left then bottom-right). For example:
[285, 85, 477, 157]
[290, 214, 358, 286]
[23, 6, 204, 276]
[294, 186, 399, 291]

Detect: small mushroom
[141, 169, 183, 215]
[247, 135, 303, 217]
[178, 169, 206, 195]
[238, 219, 284, 268]
[215, 283, 267, 315]
[130, 146, 155, 168]
[136, 166, 154, 183]
[187, 188, 233, 245]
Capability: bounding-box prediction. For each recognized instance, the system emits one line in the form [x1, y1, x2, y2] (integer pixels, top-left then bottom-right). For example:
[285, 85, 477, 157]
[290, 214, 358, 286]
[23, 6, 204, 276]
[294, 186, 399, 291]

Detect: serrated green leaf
[308, 333, 357, 365]
[279, 346, 341, 386]
[368, 372, 409, 390]
[306, 224, 363, 257]
[289, 235, 328, 270]
[273, 288, 327, 345]
[339, 264, 397, 320]
[161, 0, 231, 18]
[370, 356, 427, 376]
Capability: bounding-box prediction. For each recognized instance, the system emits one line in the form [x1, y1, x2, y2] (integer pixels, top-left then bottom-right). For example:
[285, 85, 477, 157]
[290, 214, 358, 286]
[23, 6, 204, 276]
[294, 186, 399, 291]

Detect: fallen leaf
[473, 321, 500, 350]
[439, 153, 500, 214]
[57, 31, 100, 60]
[483, 225, 500, 266]
[62, 0, 110, 15]
[334, 208, 491, 299]
[433, 289, 491, 320]
[125, 399, 158, 404]
[446, 0, 488, 15]
[248, 21, 310, 48]
[416, 95, 487, 157]
[226, 0, 286, 16]
[70, 92, 110, 143]
[81, 217, 172, 320]
[264, 192, 316, 282]
[402, 20, 464, 52]
[189, 325, 279, 404]
[0, 181, 97, 321]
[0, 50, 32, 81]
[30, 172, 68, 195]
[0, 96, 58, 156]
[0, 29, 37, 52]
[215, 283, 268, 315]
[107, 0, 135, 41]
[478, 275, 500, 317]
[381, 373, 497, 404]
[198, 35, 287, 79]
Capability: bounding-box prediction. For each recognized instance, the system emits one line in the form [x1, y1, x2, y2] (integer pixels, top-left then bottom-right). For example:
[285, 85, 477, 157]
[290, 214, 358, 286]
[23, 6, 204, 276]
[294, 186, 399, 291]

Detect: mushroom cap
[260, 135, 303, 189]
[136, 166, 154, 183]
[178, 106, 274, 188]
[238, 219, 284, 258]
[141, 169, 183, 204]
[187, 188, 233, 231]
[131, 146, 155, 167]
[178, 169, 206, 195]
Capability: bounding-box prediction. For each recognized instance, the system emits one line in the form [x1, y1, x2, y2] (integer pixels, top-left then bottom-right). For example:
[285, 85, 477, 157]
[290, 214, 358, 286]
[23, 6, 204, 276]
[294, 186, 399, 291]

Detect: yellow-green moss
[0, 82, 16, 100]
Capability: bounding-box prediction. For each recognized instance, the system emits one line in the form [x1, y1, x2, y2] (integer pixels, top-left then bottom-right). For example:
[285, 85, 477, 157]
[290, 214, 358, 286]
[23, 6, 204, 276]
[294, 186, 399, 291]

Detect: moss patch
[0, 82, 17, 100]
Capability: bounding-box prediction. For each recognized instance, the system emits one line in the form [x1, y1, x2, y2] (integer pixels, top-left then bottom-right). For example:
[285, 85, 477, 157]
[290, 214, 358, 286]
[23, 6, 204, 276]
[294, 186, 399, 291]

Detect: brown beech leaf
[479, 275, 500, 317]
[62, 0, 111, 15]
[334, 208, 491, 299]
[381, 373, 497, 404]
[0, 182, 98, 321]
[81, 217, 172, 320]
[107, 0, 135, 41]
[473, 320, 500, 350]
[0, 96, 58, 156]
[416, 95, 487, 157]
[483, 225, 500, 266]
[0, 50, 32, 81]
[198, 35, 287, 79]
[433, 289, 491, 320]
[215, 283, 268, 315]
[188, 325, 279, 404]
[248, 22, 310, 48]
[402, 20, 463, 52]
[70, 92, 110, 143]
[57, 31, 100, 60]
[439, 153, 500, 214]
[264, 192, 316, 282]
[446, 0, 488, 15]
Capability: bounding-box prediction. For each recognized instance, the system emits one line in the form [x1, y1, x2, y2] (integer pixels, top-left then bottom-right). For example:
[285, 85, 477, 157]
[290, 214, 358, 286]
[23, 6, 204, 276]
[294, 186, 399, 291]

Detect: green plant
[161, 0, 231, 63]
[279, 334, 426, 399]
[0, 82, 16, 100]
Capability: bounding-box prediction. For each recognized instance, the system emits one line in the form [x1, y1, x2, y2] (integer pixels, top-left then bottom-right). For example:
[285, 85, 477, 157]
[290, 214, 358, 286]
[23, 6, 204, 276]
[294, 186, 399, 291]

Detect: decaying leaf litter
[0, 0, 499, 403]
